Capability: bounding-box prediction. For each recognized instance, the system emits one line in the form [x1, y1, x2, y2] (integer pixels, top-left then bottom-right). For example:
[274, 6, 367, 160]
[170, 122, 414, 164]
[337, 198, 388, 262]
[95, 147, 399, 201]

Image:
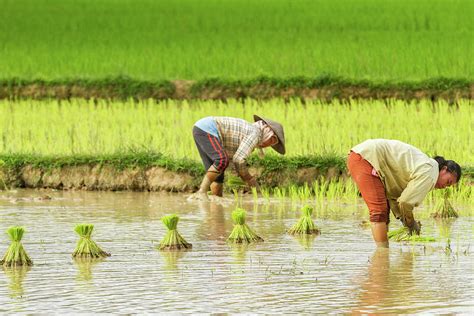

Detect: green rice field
[0, 0, 472, 81]
[1, 98, 471, 165]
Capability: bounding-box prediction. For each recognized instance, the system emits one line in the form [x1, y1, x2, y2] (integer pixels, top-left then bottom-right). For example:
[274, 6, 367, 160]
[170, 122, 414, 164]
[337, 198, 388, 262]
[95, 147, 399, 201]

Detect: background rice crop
[0, 0, 472, 81]
[0, 98, 472, 165]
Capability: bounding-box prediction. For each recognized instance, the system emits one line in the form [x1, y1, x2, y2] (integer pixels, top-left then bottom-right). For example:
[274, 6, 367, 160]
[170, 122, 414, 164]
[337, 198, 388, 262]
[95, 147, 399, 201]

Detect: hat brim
[253, 114, 285, 155]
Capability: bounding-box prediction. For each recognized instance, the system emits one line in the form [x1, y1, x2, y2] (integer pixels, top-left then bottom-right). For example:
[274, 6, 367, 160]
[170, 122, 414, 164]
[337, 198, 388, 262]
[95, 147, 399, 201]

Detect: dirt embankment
[0, 77, 472, 101]
[0, 164, 348, 192]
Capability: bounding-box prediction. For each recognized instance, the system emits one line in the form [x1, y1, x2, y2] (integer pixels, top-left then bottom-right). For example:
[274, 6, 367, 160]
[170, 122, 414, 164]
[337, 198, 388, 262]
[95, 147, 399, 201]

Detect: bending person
[347, 139, 461, 247]
[191, 115, 285, 199]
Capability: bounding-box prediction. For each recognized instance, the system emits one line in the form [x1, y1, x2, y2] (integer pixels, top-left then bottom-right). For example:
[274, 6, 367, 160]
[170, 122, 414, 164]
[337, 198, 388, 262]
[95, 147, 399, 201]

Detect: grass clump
[0, 226, 33, 267]
[432, 192, 458, 219]
[287, 205, 320, 235]
[227, 208, 263, 243]
[388, 227, 435, 242]
[159, 214, 192, 250]
[72, 224, 111, 258]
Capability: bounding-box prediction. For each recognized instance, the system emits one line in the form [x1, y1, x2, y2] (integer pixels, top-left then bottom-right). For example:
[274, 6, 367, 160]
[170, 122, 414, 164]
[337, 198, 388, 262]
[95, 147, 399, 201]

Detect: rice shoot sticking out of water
[288, 205, 320, 235]
[72, 224, 111, 258]
[227, 208, 263, 243]
[0, 226, 33, 267]
[432, 191, 458, 218]
[388, 227, 435, 242]
[159, 214, 192, 250]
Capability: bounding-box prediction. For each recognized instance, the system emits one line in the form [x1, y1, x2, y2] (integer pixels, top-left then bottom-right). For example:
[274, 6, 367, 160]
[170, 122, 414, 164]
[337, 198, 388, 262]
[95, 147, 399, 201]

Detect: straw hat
[253, 114, 286, 155]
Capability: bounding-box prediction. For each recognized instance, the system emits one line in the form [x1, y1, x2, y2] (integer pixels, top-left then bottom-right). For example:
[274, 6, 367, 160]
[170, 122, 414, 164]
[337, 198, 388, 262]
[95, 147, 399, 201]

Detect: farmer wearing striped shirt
[191, 115, 285, 199]
[348, 139, 461, 247]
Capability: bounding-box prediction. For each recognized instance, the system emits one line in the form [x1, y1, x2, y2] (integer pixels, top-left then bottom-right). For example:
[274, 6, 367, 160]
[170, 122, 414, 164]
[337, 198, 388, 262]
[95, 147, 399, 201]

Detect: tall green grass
[0, 98, 471, 165]
[0, 0, 471, 81]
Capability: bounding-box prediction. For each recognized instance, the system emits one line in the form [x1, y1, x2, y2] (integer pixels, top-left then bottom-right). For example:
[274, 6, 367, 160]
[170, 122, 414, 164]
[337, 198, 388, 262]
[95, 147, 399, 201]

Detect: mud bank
[1, 76, 472, 101]
[0, 153, 350, 192]
[1, 153, 471, 192]
[0, 164, 348, 192]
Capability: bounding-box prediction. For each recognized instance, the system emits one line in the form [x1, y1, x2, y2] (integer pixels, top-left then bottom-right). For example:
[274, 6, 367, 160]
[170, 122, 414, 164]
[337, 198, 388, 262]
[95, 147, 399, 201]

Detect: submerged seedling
[159, 214, 192, 250]
[0, 226, 33, 267]
[287, 205, 320, 235]
[388, 227, 435, 242]
[227, 208, 263, 243]
[72, 224, 111, 258]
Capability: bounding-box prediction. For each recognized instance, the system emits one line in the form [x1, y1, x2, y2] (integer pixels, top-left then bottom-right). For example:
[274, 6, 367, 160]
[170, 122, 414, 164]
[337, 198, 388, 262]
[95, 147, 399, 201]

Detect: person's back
[214, 116, 260, 158]
[352, 139, 438, 199]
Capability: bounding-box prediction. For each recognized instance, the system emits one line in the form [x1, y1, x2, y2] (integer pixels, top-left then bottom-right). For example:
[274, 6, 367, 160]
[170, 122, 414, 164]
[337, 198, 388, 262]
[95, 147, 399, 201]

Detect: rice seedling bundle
[432, 192, 458, 219]
[227, 208, 263, 243]
[388, 227, 435, 242]
[287, 205, 320, 235]
[0, 226, 33, 267]
[72, 224, 111, 258]
[159, 214, 192, 250]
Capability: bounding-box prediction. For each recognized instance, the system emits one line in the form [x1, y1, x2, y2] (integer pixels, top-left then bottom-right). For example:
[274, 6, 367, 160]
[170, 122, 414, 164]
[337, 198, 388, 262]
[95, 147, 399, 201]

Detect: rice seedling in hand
[0, 226, 33, 267]
[159, 214, 192, 250]
[226, 174, 246, 192]
[287, 205, 320, 235]
[227, 208, 263, 243]
[388, 227, 435, 242]
[432, 191, 458, 218]
[72, 224, 111, 258]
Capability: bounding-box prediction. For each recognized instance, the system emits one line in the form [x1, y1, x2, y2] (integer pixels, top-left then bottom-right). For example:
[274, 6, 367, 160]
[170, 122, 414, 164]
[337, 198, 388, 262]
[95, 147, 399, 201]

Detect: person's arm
[233, 131, 260, 185]
[397, 164, 436, 232]
[389, 199, 401, 219]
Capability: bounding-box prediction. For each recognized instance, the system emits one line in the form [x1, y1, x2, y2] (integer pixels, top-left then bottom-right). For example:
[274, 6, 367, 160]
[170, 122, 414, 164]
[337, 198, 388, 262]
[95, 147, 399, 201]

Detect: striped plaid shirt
[214, 117, 262, 171]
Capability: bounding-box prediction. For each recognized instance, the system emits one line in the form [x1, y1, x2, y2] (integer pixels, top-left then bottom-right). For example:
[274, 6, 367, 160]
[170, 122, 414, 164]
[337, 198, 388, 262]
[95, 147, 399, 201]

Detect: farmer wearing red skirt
[190, 115, 285, 200]
[348, 139, 461, 247]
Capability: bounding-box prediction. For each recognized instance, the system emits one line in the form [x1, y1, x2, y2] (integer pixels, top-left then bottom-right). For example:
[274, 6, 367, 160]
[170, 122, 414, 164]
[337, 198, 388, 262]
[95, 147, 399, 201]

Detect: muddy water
[0, 190, 472, 313]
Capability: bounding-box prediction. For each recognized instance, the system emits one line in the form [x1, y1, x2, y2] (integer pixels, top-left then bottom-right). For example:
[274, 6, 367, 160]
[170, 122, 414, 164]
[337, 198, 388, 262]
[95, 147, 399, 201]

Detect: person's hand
[246, 177, 258, 188]
[408, 220, 421, 235]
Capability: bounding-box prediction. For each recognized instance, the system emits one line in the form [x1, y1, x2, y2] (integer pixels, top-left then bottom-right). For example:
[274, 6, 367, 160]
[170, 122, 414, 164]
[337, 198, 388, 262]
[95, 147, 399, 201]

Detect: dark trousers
[193, 126, 229, 183]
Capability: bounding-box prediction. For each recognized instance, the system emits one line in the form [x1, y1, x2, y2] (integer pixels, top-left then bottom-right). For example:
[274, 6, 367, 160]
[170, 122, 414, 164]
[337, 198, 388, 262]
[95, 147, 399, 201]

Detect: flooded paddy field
[0, 190, 472, 313]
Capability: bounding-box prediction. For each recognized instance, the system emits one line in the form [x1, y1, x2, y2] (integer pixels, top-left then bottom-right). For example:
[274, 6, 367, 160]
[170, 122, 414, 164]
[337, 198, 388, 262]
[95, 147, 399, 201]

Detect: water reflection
[353, 249, 422, 314]
[436, 219, 456, 239]
[160, 250, 188, 271]
[195, 201, 231, 241]
[229, 243, 256, 264]
[294, 234, 317, 250]
[74, 257, 106, 283]
[2, 266, 30, 299]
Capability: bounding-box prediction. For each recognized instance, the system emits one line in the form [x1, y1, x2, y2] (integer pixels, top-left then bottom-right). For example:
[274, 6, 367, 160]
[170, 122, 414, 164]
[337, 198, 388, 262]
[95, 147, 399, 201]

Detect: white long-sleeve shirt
[352, 139, 439, 222]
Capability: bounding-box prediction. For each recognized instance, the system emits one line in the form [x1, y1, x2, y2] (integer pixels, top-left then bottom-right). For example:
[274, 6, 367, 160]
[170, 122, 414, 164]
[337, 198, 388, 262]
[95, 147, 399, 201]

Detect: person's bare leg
[189, 165, 221, 201]
[210, 182, 223, 197]
[371, 222, 389, 248]
[199, 165, 220, 192]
